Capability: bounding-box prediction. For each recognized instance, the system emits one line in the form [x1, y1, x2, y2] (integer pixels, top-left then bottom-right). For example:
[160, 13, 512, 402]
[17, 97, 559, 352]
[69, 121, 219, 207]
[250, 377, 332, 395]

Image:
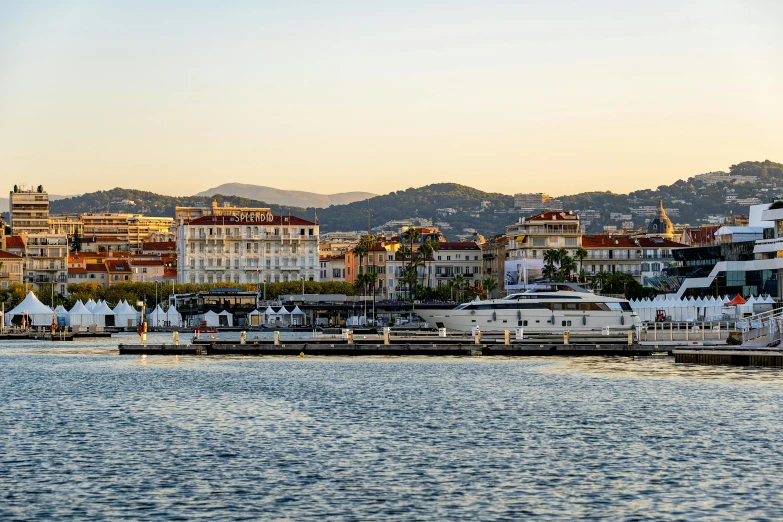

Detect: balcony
[754, 237, 783, 255]
[761, 208, 783, 223]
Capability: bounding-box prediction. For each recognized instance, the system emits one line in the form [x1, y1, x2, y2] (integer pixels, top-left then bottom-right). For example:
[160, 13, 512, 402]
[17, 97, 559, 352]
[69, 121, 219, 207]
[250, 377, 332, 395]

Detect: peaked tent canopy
[725, 294, 747, 306]
[68, 301, 95, 327]
[5, 292, 54, 326]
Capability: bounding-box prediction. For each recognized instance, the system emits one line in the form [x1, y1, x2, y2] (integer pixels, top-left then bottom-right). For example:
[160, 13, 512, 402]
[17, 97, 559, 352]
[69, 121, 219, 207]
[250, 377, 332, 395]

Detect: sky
[1, 0, 782, 198]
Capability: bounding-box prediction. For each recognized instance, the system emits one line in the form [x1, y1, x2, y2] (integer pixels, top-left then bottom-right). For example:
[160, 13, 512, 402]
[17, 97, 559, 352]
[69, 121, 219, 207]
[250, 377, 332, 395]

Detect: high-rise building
[10, 186, 49, 235]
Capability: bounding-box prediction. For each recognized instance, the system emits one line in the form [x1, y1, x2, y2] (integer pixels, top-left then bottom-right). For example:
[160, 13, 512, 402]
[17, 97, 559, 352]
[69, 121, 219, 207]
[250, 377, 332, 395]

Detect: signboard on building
[505, 258, 544, 290]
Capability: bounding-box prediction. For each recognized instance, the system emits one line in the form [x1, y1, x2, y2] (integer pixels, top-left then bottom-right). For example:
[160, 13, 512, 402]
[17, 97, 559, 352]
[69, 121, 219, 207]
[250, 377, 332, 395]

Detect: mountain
[0, 194, 76, 213]
[46, 160, 783, 239]
[193, 183, 376, 208]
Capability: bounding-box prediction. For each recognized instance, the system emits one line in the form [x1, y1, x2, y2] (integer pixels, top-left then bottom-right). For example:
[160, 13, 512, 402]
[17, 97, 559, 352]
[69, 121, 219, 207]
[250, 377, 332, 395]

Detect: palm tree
[453, 273, 466, 302]
[542, 249, 559, 281]
[574, 247, 587, 281]
[556, 249, 577, 282]
[483, 277, 498, 299]
[418, 238, 440, 289]
[402, 226, 420, 286]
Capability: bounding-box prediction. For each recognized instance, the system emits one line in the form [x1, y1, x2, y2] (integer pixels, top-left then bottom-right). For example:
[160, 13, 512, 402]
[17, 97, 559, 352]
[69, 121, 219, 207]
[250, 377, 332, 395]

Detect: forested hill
[49, 160, 783, 238]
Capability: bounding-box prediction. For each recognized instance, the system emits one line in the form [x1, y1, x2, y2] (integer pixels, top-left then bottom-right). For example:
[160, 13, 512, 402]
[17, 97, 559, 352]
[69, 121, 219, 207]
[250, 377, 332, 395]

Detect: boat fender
[299, 352, 305, 358]
[492, 312, 497, 321]
[517, 310, 522, 321]
[582, 315, 586, 326]
[620, 315, 625, 325]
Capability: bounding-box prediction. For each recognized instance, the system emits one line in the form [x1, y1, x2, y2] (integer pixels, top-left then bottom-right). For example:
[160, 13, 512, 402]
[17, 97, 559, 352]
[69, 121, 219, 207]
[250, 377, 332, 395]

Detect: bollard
[717, 322, 721, 339]
[563, 331, 569, 345]
[515, 327, 524, 340]
[274, 331, 281, 345]
[347, 330, 353, 344]
[670, 322, 673, 341]
[627, 329, 633, 345]
[240, 331, 247, 345]
[473, 325, 481, 344]
[685, 323, 689, 341]
[654, 321, 657, 341]
[141, 332, 146, 343]
[173, 331, 179, 346]
[504, 330, 510, 345]
[438, 327, 447, 338]
[383, 327, 390, 345]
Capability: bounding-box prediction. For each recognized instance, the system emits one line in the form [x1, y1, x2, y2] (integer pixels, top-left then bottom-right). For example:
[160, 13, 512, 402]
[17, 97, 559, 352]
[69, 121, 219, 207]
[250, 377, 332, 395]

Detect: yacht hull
[415, 307, 639, 333]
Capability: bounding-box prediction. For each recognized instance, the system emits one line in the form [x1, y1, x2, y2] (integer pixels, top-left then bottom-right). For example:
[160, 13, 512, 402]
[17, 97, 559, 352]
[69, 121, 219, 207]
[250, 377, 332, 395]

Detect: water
[2, 333, 782, 520]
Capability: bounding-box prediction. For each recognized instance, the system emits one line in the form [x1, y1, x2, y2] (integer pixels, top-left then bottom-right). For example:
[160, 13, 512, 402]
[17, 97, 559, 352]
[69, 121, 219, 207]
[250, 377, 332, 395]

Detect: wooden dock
[1, 331, 114, 342]
[118, 342, 657, 357]
[674, 349, 783, 367]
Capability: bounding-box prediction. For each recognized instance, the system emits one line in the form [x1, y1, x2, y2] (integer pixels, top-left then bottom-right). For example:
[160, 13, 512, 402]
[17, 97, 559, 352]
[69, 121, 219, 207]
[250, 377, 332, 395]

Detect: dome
[647, 200, 674, 238]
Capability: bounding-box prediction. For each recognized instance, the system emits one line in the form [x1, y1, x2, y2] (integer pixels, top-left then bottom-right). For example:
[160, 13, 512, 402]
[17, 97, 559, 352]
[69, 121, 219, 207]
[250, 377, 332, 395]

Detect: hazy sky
[1, 1, 782, 197]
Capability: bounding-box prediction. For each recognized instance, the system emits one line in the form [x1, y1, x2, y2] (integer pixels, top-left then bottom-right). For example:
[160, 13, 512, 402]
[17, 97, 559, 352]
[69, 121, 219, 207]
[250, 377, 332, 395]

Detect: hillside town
[2, 183, 782, 316]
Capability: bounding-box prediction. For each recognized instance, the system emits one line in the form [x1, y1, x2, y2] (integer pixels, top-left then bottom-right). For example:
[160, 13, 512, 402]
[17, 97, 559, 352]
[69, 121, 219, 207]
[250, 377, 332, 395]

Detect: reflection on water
[1, 334, 782, 520]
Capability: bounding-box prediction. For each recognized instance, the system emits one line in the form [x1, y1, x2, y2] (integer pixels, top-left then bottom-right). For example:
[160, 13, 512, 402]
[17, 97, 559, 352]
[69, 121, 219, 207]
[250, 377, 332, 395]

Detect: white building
[10, 186, 49, 235]
[176, 205, 320, 285]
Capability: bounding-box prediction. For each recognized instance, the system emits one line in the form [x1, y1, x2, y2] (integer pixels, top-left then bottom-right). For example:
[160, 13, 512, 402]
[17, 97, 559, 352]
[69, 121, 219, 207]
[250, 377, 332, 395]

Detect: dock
[674, 349, 783, 367]
[0, 331, 114, 342]
[118, 341, 658, 357]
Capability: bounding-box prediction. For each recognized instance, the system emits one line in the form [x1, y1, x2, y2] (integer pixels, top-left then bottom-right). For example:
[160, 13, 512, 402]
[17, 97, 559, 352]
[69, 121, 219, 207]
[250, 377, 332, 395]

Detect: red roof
[437, 242, 481, 250]
[105, 260, 130, 272]
[187, 215, 316, 226]
[69, 265, 108, 274]
[0, 249, 22, 259]
[524, 211, 578, 221]
[582, 235, 688, 249]
[5, 236, 24, 248]
[582, 235, 638, 248]
[130, 259, 164, 266]
[142, 241, 176, 251]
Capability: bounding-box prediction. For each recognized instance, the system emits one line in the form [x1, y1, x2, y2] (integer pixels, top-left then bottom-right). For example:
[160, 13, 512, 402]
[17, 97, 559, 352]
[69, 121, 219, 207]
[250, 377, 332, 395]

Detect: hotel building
[176, 203, 320, 285]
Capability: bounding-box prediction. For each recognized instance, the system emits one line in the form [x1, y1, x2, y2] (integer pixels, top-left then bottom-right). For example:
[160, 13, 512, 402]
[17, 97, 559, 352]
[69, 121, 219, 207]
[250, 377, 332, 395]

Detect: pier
[674, 349, 783, 367]
[118, 342, 657, 357]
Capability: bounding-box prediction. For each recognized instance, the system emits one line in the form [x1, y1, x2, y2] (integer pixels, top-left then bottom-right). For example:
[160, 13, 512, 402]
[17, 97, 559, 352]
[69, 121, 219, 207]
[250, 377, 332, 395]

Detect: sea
[1, 332, 782, 520]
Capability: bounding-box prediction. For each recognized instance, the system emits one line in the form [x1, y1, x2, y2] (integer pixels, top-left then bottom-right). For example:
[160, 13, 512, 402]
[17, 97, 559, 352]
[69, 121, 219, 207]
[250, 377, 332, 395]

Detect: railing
[638, 321, 732, 342]
[738, 308, 783, 346]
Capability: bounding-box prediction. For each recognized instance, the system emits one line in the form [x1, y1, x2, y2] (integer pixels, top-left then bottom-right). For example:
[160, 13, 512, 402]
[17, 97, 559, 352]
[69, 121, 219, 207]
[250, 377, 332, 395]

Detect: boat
[414, 282, 641, 333]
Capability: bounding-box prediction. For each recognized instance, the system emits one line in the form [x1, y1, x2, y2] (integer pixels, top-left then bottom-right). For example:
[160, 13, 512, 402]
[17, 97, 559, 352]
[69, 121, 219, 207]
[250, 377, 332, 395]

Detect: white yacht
[415, 282, 641, 333]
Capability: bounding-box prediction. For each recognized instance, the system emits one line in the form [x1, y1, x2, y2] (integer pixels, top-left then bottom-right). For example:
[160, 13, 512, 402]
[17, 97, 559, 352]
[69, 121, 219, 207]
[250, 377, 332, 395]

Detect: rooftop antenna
[367, 198, 371, 236]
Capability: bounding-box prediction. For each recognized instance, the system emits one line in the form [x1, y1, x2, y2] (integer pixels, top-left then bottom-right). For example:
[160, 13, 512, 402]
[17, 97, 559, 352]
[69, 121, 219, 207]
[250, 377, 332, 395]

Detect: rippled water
[1, 333, 782, 520]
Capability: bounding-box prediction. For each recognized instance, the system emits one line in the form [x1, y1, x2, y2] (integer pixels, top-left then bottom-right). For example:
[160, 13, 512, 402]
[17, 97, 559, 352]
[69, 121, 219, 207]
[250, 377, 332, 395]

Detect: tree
[556, 249, 577, 282]
[418, 238, 440, 288]
[453, 273, 466, 302]
[483, 277, 498, 299]
[542, 249, 560, 281]
[574, 247, 588, 281]
[70, 232, 82, 253]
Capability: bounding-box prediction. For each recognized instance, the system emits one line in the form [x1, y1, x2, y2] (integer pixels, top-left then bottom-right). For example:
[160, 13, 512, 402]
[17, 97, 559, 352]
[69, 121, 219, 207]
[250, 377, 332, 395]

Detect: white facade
[177, 208, 320, 285]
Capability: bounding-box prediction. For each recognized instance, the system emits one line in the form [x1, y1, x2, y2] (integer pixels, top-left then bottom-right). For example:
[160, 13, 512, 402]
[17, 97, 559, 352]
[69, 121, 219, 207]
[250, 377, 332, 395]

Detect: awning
[515, 235, 526, 242]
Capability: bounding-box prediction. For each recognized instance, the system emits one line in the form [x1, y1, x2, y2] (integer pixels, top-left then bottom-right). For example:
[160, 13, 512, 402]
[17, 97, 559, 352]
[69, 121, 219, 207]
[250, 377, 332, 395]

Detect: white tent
[198, 310, 220, 327]
[263, 306, 278, 325]
[5, 292, 54, 327]
[218, 310, 234, 327]
[166, 305, 182, 328]
[113, 300, 138, 328]
[247, 309, 264, 326]
[290, 305, 306, 326]
[85, 299, 97, 312]
[54, 305, 70, 327]
[147, 304, 167, 327]
[91, 300, 115, 327]
[68, 300, 94, 327]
